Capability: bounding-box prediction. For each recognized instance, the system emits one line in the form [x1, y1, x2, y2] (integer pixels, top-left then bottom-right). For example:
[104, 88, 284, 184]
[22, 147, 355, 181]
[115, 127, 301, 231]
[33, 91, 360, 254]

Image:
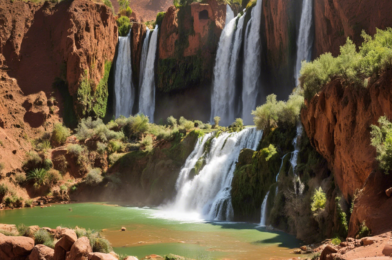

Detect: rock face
[0, 233, 35, 259]
[28, 244, 54, 260]
[66, 237, 92, 260]
[0, 0, 118, 119]
[301, 72, 392, 236]
[130, 23, 147, 89]
[313, 0, 392, 57]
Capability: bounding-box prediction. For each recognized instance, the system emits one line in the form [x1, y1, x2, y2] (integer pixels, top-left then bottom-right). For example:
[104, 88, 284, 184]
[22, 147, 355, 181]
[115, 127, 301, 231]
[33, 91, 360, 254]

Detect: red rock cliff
[301, 72, 392, 236]
[314, 0, 392, 57]
[0, 0, 117, 115]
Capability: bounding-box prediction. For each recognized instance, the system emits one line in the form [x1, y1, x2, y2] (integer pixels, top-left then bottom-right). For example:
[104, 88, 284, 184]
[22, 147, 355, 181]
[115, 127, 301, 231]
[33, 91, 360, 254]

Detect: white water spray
[139, 28, 151, 90]
[210, 6, 237, 126]
[168, 128, 263, 221]
[114, 30, 134, 118]
[260, 191, 269, 226]
[139, 25, 158, 123]
[294, 0, 314, 86]
[291, 123, 305, 195]
[242, 0, 263, 125]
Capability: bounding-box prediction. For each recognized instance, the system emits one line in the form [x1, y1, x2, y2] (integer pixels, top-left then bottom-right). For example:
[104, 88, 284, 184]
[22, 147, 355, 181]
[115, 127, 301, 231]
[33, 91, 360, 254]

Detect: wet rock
[28, 244, 54, 260]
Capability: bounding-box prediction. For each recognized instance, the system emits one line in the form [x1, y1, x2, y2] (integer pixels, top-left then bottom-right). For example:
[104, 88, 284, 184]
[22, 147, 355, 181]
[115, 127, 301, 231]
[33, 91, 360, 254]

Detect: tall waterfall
[294, 0, 314, 86]
[210, 6, 237, 126]
[114, 30, 134, 118]
[139, 25, 158, 123]
[139, 27, 151, 90]
[260, 191, 270, 226]
[169, 128, 263, 221]
[242, 0, 263, 125]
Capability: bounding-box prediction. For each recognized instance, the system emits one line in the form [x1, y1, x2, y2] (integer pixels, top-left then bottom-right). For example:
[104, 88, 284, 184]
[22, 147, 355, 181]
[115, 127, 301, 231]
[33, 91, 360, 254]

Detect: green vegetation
[213, 116, 220, 128]
[357, 221, 371, 238]
[34, 229, 53, 247]
[260, 144, 277, 161]
[331, 237, 341, 246]
[76, 61, 111, 119]
[252, 92, 304, 132]
[370, 116, 392, 174]
[140, 135, 153, 152]
[51, 123, 71, 147]
[335, 196, 349, 238]
[85, 168, 103, 185]
[155, 11, 165, 27]
[300, 28, 392, 100]
[103, 0, 114, 13]
[0, 162, 4, 176]
[311, 187, 326, 212]
[0, 184, 8, 196]
[117, 16, 131, 36]
[27, 168, 48, 188]
[118, 0, 129, 10]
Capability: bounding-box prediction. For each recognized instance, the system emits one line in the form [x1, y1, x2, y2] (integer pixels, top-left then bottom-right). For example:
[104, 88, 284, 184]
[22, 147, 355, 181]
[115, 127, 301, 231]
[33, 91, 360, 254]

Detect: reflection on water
[0, 203, 300, 259]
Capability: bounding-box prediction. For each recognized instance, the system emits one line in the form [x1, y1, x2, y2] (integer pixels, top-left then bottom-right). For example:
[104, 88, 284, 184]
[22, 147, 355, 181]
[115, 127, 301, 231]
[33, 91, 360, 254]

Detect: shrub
[203, 123, 212, 130]
[311, 187, 326, 212]
[331, 237, 341, 246]
[179, 116, 194, 131]
[108, 140, 123, 153]
[261, 144, 277, 161]
[75, 228, 87, 238]
[67, 144, 83, 157]
[103, 0, 114, 13]
[34, 229, 52, 245]
[140, 135, 153, 152]
[85, 169, 103, 185]
[25, 199, 33, 207]
[60, 185, 68, 191]
[357, 221, 371, 238]
[43, 159, 53, 170]
[97, 142, 107, 155]
[109, 153, 124, 165]
[27, 168, 48, 187]
[0, 162, 4, 175]
[125, 6, 132, 16]
[155, 11, 165, 27]
[51, 123, 70, 147]
[0, 184, 8, 196]
[117, 16, 131, 36]
[167, 116, 177, 127]
[118, 0, 129, 10]
[335, 196, 348, 237]
[214, 116, 221, 128]
[23, 152, 42, 171]
[93, 238, 112, 253]
[15, 174, 26, 185]
[47, 169, 62, 185]
[252, 93, 304, 131]
[370, 116, 392, 174]
[125, 114, 149, 138]
[37, 140, 51, 151]
[17, 224, 31, 237]
[300, 29, 392, 101]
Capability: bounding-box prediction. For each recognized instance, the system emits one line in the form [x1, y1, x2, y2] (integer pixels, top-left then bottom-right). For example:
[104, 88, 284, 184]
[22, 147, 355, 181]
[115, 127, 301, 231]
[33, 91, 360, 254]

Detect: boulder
[54, 244, 67, 260]
[28, 244, 54, 260]
[386, 188, 392, 197]
[121, 227, 126, 231]
[362, 237, 379, 246]
[56, 228, 77, 250]
[66, 237, 92, 260]
[124, 257, 138, 260]
[320, 245, 338, 260]
[0, 234, 34, 259]
[88, 252, 118, 260]
[0, 224, 18, 235]
[382, 242, 392, 256]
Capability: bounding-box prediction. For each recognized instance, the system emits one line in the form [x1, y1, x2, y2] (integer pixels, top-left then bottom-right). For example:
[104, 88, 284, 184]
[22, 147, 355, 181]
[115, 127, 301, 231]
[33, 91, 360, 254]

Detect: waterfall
[276, 153, 289, 182]
[294, 0, 314, 86]
[114, 30, 135, 118]
[291, 123, 305, 195]
[210, 6, 237, 126]
[169, 128, 263, 221]
[260, 191, 269, 226]
[139, 27, 151, 90]
[139, 25, 158, 123]
[242, 0, 263, 125]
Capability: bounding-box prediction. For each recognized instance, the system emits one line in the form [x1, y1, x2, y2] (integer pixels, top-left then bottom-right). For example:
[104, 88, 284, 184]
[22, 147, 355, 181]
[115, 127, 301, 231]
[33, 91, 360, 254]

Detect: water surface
[0, 203, 300, 259]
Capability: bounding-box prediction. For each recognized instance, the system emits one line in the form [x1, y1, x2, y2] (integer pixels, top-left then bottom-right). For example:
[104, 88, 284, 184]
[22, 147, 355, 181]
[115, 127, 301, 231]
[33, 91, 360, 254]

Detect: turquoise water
[0, 203, 300, 259]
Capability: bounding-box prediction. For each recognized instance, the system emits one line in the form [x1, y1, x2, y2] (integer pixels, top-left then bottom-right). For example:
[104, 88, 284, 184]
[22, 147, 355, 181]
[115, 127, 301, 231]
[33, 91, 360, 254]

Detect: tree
[118, 0, 129, 11]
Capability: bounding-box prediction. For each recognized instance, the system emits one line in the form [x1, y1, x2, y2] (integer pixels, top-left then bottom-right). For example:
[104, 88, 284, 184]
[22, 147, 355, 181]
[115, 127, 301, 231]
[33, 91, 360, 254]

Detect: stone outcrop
[301, 72, 392, 236]
[313, 0, 392, 58]
[66, 237, 92, 260]
[130, 23, 147, 88]
[0, 0, 118, 118]
[28, 244, 54, 260]
[0, 233, 34, 259]
[88, 252, 117, 260]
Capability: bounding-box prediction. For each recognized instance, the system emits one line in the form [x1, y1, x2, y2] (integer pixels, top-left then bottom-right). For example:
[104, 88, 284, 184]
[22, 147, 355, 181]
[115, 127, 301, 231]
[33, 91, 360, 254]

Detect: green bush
[167, 116, 177, 127]
[97, 142, 107, 155]
[125, 6, 132, 16]
[23, 152, 43, 171]
[67, 144, 83, 157]
[118, 0, 129, 10]
[108, 140, 123, 153]
[75, 228, 87, 238]
[36, 140, 51, 151]
[27, 168, 48, 187]
[260, 144, 277, 161]
[357, 221, 371, 238]
[85, 169, 103, 185]
[47, 169, 62, 184]
[60, 185, 68, 191]
[17, 224, 31, 237]
[108, 153, 124, 165]
[179, 116, 194, 131]
[335, 196, 348, 237]
[155, 11, 165, 27]
[331, 237, 341, 246]
[93, 238, 112, 253]
[214, 116, 220, 128]
[15, 174, 26, 185]
[25, 199, 33, 207]
[51, 123, 70, 147]
[117, 16, 131, 36]
[76, 117, 124, 142]
[125, 114, 149, 138]
[300, 28, 392, 101]
[43, 159, 53, 170]
[370, 116, 392, 174]
[0, 184, 8, 196]
[103, 0, 114, 13]
[140, 135, 153, 152]
[34, 229, 52, 245]
[311, 187, 326, 212]
[252, 93, 304, 131]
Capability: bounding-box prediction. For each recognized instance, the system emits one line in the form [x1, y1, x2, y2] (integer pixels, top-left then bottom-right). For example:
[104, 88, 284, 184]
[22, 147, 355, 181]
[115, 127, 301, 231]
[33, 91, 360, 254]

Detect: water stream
[260, 191, 270, 226]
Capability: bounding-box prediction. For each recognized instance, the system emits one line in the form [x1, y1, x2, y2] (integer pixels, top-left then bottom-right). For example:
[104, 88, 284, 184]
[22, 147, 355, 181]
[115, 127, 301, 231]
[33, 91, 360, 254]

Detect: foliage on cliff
[371, 116, 392, 174]
[300, 28, 392, 101]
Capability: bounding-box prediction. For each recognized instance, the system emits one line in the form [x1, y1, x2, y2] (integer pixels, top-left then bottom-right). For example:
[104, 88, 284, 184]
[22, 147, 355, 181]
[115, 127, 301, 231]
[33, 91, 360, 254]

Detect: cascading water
[139, 27, 151, 90]
[210, 6, 237, 126]
[242, 0, 263, 125]
[114, 30, 134, 118]
[294, 0, 314, 86]
[260, 191, 270, 226]
[139, 25, 158, 123]
[168, 128, 263, 221]
[291, 123, 305, 195]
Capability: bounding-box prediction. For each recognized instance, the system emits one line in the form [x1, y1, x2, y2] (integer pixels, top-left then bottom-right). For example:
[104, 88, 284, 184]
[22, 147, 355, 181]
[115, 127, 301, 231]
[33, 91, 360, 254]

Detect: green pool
[0, 203, 300, 259]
